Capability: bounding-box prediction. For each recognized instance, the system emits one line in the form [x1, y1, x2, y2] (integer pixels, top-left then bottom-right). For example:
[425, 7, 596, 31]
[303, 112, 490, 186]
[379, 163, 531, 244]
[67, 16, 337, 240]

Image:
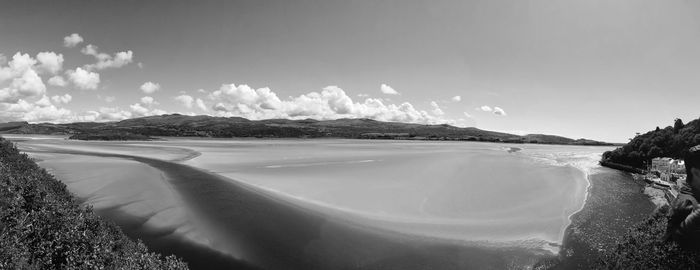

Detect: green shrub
[0, 137, 188, 269]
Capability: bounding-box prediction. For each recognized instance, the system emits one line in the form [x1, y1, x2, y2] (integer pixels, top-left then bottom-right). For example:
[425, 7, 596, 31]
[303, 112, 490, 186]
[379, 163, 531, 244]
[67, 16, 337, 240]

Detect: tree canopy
[602, 117, 700, 169]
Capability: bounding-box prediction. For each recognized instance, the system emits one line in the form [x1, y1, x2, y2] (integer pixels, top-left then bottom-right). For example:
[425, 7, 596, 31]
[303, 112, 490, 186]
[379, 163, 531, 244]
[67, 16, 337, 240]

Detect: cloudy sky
[1, 0, 699, 142]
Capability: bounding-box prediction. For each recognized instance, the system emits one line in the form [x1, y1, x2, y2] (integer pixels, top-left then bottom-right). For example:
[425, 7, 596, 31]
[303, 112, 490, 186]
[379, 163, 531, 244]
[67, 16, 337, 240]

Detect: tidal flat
[7, 135, 616, 269]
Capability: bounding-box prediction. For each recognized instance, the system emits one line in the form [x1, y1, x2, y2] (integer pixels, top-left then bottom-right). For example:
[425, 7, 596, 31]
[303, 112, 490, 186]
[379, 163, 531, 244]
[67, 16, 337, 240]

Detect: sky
[1, 0, 700, 143]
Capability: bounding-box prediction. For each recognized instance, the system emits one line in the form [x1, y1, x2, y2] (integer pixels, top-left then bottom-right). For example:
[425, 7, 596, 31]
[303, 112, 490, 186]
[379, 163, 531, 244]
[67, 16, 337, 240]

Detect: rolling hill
[0, 114, 612, 145]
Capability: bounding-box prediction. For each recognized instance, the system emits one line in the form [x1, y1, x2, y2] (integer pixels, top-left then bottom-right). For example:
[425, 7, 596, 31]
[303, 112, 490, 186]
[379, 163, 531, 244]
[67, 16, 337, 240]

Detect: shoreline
[545, 167, 657, 269]
[561, 167, 594, 251]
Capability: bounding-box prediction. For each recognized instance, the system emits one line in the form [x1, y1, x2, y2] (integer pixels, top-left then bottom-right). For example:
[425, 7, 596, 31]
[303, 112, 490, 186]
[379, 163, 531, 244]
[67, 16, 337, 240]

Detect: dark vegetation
[602, 117, 700, 169]
[598, 206, 700, 269]
[0, 137, 188, 269]
[0, 114, 612, 145]
[68, 132, 153, 141]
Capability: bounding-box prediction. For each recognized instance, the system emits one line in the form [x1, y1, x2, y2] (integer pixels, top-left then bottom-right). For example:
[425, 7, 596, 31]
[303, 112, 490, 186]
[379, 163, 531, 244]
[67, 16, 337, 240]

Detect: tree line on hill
[602, 117, 700, 169]
[0, 114, 614, 145]
[0, 137, 188, 269]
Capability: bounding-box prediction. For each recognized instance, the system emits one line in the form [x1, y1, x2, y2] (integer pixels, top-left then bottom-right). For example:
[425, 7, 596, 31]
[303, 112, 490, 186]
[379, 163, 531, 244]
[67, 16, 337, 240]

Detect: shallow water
[6, 135, 613, 269]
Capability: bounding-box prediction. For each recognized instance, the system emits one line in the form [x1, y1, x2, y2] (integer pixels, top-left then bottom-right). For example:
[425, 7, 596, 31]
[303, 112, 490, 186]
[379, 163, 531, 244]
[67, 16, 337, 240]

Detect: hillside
[602, 117, 700, 169]
[0, 114, 612, 145]
[0, 137, 188, 269]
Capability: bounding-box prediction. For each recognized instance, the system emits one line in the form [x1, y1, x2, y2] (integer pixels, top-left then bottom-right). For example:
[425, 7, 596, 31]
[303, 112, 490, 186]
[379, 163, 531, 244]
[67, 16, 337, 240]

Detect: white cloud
[0, 67, 46, 103]
[36, 52, 64, 74]
[137, 62, 144, 69]
[430, 101, 444, 116]
[463, 112, 473, 118]
[174, 94, 194, 108]
[195, 98, 207, 111]
[51, 94, 72, 104]
[478, 105, 493, 112]
[140, 96, 157, 106]
[95, 107, 132, 121]
[48, 75, 67, 87]
[493, 106, 507, 116]
[0, 52, 36, 83]
[477, 105, 506, 116]
[63, 33, 84, 48]
[196, 88, 207, 94]
[35, 95, 52, 107]
[81, 44, 134, 70]
[451, 95, 461, 102]
[140, 81, 160, 94]
[130, 102, 167, 117]
[67, 67, 100, 90]
[0, 99, 72, 123]
[380, 83, 399, 95]
[208, 83, 457, 125]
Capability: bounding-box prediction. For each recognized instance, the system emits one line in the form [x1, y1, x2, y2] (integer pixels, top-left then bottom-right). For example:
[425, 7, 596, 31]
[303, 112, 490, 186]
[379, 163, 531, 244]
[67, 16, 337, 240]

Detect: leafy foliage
[599, 206, 700, 269]
[0, 137, 188, 269]
[602, 117, 700, 169]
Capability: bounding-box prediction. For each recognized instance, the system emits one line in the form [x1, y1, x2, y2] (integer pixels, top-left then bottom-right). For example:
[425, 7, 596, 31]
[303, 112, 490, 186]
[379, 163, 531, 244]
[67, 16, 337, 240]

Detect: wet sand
[8, 136, 611, 269]
[29, 148, 546, 269]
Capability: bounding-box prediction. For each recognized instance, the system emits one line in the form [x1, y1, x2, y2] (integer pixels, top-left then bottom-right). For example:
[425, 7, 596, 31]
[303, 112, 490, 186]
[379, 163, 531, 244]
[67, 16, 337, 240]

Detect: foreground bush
[599, 205, 700, 269]
[0, 137, 188, 269]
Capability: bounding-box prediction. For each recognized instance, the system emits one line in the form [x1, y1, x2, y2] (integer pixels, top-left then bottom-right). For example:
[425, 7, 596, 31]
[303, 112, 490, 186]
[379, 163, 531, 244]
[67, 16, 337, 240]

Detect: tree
[674, 118, 685, 133]
[648, 146, 663, 158]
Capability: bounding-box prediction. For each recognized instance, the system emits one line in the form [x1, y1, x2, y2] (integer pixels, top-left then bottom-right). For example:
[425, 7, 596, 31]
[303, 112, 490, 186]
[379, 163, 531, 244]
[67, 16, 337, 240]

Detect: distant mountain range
[0, 114, 613, 145]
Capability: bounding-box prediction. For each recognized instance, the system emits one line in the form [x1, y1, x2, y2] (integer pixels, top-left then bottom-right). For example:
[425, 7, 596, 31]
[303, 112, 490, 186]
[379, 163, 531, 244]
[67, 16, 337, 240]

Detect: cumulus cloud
[129, 102, 166, 117]
[207, 83, 456, 125]
[140, 81, 160, 94]
[477, 105, 507, 116]
[67, 67, 100, 90]
[63, 33, 84, 48]
[451, 95, 461, 102]
[195, 98, 207, 111]
[0, 98, 72, 123]
[174, 94, 194, 108]
[478, 105, 493, 112]
[493, 106, 507, 116]
[0, 52, 36, 83]
[51, 94, 72, 104]
[140, 96, 157, 106]
[36, 52, 64, 74]
[380, 83, 399, 95]
[34, 95, 52, 107]
[81, 44, 134, 70]
[430, 101, 444, 116]
[0, 53, 46, 103]
[48, 75, 67, 87]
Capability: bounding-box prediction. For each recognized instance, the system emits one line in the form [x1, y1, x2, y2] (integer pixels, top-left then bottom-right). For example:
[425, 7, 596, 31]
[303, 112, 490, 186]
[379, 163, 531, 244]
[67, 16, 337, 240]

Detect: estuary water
[6, 135, 612, 269]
